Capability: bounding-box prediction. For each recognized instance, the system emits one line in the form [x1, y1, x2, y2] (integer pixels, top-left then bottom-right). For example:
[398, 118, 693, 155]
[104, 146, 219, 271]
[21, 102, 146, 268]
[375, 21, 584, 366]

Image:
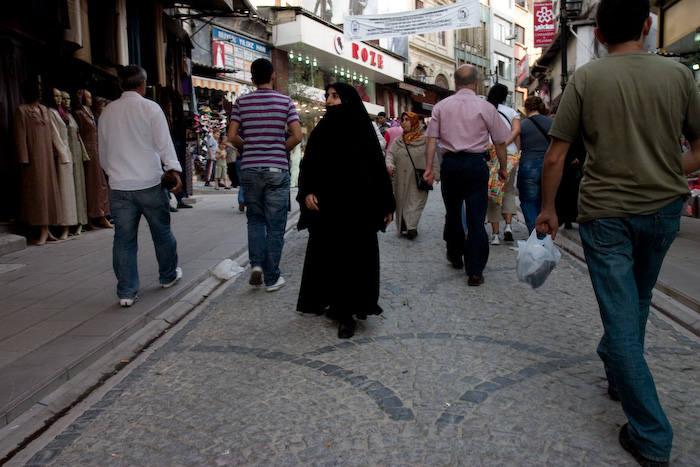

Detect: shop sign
[351, 43, 384, 69]
[212, 27, 271, 82]
[534, 2, 555, 48]
[517, 55, 529, 87]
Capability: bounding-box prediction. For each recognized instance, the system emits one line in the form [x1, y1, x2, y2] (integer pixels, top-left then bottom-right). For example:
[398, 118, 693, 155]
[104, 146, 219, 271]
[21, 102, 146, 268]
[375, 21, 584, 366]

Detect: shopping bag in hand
[487, 145, 520, 205]
[516, 230, 561, 289]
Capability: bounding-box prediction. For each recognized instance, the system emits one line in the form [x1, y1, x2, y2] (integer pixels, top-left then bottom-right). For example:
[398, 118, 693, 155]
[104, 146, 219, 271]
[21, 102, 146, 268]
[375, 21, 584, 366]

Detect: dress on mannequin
[48, 89, 77, 238]
[14, 82, 62, 244]
[61, 92, 89, 228]
[73, 90, 111, 228]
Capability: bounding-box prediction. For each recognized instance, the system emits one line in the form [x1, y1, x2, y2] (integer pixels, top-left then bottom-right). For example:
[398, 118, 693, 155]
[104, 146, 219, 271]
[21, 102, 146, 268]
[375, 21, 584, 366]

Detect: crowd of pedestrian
[88, 0, 700, 463]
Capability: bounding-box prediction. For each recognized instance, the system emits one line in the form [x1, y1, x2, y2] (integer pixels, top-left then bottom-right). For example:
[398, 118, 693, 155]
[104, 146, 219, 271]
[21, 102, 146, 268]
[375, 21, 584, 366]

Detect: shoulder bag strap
[404, 141, 418, 170]
[529, 116, 552, 143]
[497, 110, 511, 125]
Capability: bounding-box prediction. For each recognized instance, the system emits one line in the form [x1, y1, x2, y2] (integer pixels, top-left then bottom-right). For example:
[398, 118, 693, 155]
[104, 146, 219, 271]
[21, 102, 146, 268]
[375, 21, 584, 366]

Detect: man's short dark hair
[251, 59, 274, 85]
[596, 0, 650, 46]
[118, 65, 147, 91]
[378, 111, 386, 118]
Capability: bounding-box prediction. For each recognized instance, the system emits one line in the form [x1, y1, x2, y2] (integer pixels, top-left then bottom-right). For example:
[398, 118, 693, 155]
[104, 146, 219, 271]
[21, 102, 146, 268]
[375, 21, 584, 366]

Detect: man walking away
[423, 64, 509, 286]
[536, 1, 700, 465]
[228, 58, 302, 292]
[98, 65, 184, 307]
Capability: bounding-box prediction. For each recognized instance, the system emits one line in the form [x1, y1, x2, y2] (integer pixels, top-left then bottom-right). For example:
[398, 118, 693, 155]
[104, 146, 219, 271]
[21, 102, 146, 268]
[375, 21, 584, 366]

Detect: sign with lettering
[351, 43, 384, 69]
[517, 55, 529, 87]
[533, 2, 555, 48]
[212, 27, 271, 82]
[343, 0, 479, 41]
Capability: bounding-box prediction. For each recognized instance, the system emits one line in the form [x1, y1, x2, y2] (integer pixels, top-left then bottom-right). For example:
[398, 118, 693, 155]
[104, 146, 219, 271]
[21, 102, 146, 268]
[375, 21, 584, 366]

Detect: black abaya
[296, 83, 395, 320]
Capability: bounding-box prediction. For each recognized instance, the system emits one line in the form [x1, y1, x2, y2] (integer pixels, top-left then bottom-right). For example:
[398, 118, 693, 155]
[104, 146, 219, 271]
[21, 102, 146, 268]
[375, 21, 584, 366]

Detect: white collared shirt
[98, 91, 182, 191]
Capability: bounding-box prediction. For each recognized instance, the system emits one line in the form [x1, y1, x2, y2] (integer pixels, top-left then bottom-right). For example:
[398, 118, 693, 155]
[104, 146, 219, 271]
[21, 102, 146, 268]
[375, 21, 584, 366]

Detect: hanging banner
[344, 0, 480, 41]
[534, 1, 555, 48]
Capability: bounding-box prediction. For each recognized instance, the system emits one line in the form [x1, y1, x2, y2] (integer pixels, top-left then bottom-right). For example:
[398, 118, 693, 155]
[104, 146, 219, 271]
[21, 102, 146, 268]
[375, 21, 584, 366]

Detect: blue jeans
[109, 185, 179, 299]
[440, 154, 489, 276]
[517, 157, 544, 234]
[236, 159, 244, 204]
[240, 168, 290, 286]
[579, 196, 683, 462]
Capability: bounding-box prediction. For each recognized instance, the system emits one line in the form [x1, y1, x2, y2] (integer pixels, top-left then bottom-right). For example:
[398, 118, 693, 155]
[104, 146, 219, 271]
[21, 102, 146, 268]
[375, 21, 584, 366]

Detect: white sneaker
[161, 267, 183, 288]
[249, 266, 263, 286]
[491, 234, 500, 245]
[504, 224, 514, 242]
[266, 276, 286, 292]
[119, 296, 138, 307]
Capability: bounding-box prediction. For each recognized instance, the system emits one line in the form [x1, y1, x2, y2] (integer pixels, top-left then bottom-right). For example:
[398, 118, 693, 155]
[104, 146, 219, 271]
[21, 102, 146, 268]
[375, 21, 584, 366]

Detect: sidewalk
[0, 183, 300, 431]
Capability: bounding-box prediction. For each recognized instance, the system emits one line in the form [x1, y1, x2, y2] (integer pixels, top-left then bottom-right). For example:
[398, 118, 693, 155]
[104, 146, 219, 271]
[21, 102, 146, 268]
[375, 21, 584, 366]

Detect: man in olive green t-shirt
[536, 0, 700, 465]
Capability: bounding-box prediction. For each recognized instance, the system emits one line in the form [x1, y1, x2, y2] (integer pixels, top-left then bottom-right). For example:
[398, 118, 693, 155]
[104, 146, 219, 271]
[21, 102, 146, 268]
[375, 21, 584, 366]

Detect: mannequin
[14, 80, 62, 245]
[73, 89, 112, 229]
[61, 91, 89, 233]
[47, 88, 78, 239]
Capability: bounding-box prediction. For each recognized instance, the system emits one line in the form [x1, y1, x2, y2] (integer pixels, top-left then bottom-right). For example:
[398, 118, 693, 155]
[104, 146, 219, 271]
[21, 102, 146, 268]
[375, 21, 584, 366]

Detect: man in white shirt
[98, 65, 183, 307]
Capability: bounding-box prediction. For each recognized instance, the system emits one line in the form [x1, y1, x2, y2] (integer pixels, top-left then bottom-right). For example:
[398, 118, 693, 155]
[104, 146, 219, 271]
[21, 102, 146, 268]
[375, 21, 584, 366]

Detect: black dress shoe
[338, 320, 355, 339]
[406, 229, 418, 239]
[467, 275, 484, 286]
[177, 203, 193, 209]
[619, 424, 669, 467]
[169, 206, 178, 212]
[446, 253, 463, 269]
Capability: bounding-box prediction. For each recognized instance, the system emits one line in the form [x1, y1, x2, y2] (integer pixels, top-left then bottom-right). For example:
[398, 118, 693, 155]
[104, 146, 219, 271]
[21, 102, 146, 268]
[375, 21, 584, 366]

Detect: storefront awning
[192, 76, 241, 93]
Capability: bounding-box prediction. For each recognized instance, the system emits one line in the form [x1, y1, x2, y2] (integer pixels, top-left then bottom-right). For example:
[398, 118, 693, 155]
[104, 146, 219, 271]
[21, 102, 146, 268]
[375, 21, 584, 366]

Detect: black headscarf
[297, 82, 395, 232]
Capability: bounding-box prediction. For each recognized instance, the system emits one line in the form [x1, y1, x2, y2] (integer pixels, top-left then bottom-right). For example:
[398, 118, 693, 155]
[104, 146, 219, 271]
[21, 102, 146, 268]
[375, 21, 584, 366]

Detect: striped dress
[230, 89, 299, 169]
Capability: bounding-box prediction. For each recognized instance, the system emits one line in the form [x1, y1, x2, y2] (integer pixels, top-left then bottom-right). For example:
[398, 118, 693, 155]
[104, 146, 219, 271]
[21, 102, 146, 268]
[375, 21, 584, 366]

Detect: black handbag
[405, 143, 432, 191]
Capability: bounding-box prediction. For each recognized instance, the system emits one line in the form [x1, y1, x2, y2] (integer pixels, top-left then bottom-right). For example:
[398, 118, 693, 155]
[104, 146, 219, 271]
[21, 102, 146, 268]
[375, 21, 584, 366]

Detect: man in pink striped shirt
[424, 64, 509, 286]
[228, 59, 302, 292]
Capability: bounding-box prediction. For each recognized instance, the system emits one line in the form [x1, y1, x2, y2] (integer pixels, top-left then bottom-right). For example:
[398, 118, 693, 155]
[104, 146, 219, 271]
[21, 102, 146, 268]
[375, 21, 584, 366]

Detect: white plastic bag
[516, 230, 561, 289]
[212, 259, 244, 280]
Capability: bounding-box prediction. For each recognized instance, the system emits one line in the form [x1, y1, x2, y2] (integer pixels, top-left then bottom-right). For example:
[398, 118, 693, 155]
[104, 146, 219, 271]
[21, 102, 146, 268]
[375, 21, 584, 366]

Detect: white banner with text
[344, 0, 480, 41]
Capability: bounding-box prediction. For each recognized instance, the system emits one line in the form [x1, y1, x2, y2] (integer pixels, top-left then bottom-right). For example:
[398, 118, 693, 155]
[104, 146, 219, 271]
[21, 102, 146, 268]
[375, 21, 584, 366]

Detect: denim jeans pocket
[585, 218, 628, 252]
[266, 171, 289, 190]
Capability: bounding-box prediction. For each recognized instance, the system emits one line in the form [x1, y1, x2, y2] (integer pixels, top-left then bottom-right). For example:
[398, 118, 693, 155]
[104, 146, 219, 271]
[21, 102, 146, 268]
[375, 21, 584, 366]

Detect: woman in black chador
[296, 83, 395, 339]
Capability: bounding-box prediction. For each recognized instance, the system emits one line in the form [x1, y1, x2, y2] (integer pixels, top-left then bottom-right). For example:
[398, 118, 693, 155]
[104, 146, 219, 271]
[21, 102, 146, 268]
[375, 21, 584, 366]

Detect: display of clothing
[65, 113, 89, 226]
[48, 107, 78, 226]
[13, 103, 62, 226]
[74, 107, 110, 218]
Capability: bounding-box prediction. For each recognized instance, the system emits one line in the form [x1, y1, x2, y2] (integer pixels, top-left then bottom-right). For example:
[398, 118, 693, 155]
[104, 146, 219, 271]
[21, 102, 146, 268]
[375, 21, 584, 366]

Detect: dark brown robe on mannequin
[74, 107, 110, 218]
[13, 103, 61, 225]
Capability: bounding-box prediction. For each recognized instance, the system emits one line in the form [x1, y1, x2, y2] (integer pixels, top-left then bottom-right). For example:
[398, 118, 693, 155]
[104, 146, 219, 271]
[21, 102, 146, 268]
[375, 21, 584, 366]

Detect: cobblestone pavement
[22, 192, 700, 466]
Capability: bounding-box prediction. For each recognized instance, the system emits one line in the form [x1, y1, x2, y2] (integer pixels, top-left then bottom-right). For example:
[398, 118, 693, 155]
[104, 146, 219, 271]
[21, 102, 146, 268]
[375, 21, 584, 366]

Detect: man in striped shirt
[228, 58, 302, 292]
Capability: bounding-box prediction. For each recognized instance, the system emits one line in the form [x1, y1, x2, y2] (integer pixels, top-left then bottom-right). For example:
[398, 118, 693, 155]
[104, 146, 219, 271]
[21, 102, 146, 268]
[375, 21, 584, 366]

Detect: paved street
[10, 190, 700, 466]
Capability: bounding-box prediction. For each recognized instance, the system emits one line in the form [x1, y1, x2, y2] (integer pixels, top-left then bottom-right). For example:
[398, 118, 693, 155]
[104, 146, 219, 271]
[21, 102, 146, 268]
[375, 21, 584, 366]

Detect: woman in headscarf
[296, 83, 395, 339]
[385, 111, 440, 239]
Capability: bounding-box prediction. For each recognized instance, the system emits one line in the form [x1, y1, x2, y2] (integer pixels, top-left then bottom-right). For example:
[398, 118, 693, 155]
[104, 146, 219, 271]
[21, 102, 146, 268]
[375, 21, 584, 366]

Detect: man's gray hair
[118, 65, 147, 91]
[454, 65, 479, 87]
